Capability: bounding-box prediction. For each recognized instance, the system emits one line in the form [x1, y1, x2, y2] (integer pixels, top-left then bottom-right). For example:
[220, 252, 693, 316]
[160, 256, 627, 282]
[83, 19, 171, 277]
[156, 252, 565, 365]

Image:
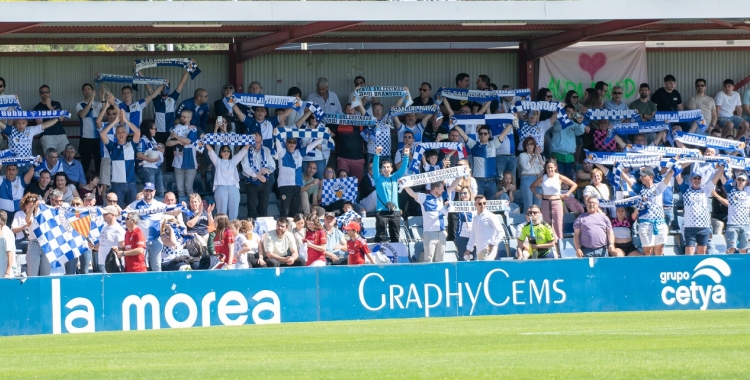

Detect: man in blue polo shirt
[454, 124, 503, 200]
[0, 162, 35, 223]
[100, 108, 141, 208]
[233, 102, 295, 154]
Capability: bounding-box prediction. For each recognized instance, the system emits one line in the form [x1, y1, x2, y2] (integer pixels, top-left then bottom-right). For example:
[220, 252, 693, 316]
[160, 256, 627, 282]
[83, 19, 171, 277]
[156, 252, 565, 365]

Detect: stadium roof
[1, 1, 749, 62]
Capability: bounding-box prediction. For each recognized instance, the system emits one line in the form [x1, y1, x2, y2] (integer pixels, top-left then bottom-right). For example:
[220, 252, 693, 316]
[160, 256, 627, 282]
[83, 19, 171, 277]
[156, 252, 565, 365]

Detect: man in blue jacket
[372, 145, 409, 242]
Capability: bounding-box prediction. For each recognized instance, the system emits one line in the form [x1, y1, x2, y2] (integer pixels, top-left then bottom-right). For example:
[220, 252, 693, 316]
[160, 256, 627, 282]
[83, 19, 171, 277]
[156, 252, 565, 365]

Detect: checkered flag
[66, 206, 105, 245]
[336, 209, 361, 229]
[322, 177, 358, 206]
[32, 204, 88, 268]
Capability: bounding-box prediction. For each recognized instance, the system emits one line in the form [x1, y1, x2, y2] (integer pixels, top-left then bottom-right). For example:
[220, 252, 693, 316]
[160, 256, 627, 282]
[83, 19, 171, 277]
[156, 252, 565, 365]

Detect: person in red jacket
[343, 222, 375, 265]
[118, 213, 147, 272]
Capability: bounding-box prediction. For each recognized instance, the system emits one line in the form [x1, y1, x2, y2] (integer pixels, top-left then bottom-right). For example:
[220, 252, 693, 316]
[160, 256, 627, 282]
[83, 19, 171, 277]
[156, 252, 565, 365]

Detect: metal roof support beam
[228, 43, 244, 93]
[237, 21, 360, 62]
[0, 22, 40, 36]
[525, 19, 662, 60]
[517, 42, 535, 91]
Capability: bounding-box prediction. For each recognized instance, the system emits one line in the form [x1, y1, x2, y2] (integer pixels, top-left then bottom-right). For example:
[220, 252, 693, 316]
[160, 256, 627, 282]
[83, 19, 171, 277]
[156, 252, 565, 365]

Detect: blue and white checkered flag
[336, 209, 361, 229]
[322, 177, 358, 206]
[32, 204, 88, 268]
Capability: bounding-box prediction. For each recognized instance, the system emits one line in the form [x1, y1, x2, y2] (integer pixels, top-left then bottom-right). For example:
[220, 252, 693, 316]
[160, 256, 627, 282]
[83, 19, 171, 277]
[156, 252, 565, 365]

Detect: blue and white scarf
[275, 127, 335, 150]
[118, 204, 190, 226]
[227, 93, 300, 110]
[408, 142, 466, 174]
[0, 110, 69, 119]
[0, 154, 39, 166]
[196, 133, 256, 153]
[323, 113, 377, 126]
[300, 101, 325, 122]
[655, 110, 706, 131]
[450, 113, 516, 136]
[94, 73, 168, 86]
[604, 121, 670, 144]
[0, 95, 20, 109]
[673, 131, 745, 156]
[389, 105, 440, 117]
[584, 150, 661, 166]
[624, 144, 700, 157]
[134, 58, 201, 79]
[361, 121, 392, 156]
[586, 108, 640, 121]
[513, 100, 564, 113]
[398, 165, 469, 191]
[352, 86, 412, 107]
[599, 195, 641, 209]
[321, 177, 358, 206]
[435, 88, 497, 104]
[496, 89, 532, 100]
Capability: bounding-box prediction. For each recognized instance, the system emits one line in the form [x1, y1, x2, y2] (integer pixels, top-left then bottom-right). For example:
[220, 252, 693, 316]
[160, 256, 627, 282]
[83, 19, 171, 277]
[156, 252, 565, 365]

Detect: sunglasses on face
[221, 149, 231, 153]
[223, 86, 234, 90]
[478, 132, 489, 136]
[545, 95, 552, 99]
[420, 89, 429, 92]
[613, 92, 623, 95]
[40, 91, 50, 95]
[460, 192, 469, 195]
[107, 199, 117, 203]
[527, 211, 539, 215]
[0, 85, 5, 88]
[571, 96, 578, 99]
[475, 202, 486, 205]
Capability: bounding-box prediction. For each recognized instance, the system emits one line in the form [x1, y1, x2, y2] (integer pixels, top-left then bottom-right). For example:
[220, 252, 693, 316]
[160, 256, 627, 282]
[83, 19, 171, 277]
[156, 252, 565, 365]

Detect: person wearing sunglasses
[117, 213, 147, 273]
[686, 79, 716, 132]
[603, 85, 629, 112]
[33, 85, 70, 154]
[517, 205, 557, 260]
[411, 82, 434, 107]
[463, 194, 505, 261]
[204, 142, 250, 221]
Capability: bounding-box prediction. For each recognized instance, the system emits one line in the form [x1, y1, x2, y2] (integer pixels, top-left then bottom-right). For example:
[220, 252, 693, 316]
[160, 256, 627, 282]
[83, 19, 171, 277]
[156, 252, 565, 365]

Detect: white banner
[448, 200, 509, 213]
[540, 42, 648, 103]
[397, 166, 468, 192]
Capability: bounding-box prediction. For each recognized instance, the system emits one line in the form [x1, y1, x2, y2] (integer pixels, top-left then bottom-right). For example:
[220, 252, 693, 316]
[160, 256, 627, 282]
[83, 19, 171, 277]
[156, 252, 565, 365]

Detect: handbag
[104, 248, 124, 273]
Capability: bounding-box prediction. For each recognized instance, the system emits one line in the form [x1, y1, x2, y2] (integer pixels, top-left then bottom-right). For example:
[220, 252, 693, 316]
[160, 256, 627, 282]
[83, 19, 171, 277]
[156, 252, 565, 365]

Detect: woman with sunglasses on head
[530, 158, 578, 255]
[10, 193, 37, 256]
[518, 136, 545, 213]
[203, 141, 250, 221]
[136, 120, 165, 198]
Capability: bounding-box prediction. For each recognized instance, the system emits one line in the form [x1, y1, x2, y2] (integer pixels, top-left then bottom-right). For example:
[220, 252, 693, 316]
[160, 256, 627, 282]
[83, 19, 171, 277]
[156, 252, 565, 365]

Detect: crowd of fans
[1, 66, 749, 278]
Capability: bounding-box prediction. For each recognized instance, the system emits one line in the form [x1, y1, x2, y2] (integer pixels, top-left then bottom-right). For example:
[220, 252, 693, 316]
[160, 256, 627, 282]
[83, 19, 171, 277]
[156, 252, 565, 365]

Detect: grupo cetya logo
[660, 258, 731, 310]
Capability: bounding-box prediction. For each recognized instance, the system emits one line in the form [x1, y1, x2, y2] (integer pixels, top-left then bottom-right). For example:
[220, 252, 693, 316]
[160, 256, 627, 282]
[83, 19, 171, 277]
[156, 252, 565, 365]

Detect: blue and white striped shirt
[106, 139, 138, 184]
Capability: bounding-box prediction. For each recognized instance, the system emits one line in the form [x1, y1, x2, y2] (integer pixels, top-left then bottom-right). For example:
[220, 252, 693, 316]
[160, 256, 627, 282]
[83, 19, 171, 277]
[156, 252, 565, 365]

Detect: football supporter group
[1, 62, 749, 278]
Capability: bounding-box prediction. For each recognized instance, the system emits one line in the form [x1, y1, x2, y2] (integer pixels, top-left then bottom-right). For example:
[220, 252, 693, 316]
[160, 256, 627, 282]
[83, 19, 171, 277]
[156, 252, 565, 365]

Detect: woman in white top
[240, 219, 265, 268]
[582, 168, 612, 215]
[530, 158, 578, 249]
[204, 142, 250, 221]
[51, 172, 79, 203]
[452, 159, 477, 201]
[518, 136, 545, 213]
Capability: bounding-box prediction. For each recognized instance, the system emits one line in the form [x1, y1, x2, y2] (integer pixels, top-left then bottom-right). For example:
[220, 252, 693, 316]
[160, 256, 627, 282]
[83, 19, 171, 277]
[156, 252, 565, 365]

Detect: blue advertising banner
[1, 256, 748, 336]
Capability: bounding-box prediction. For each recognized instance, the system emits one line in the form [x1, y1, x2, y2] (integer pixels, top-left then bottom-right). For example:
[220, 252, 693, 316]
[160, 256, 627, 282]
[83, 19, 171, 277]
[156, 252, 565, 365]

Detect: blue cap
[143, 182, 155, 191]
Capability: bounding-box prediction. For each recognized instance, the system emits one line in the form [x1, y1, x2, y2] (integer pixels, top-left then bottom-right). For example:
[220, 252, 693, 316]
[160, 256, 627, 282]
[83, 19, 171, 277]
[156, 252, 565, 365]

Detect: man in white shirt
[687, 78, 717, 133]
[403, 176, 462, 263]
[463, 195, 505, 261]
[95, 205, 126, 273]
[262, 217, 304, 267]
[307, 77, 342, 114]
[0, 211, 16, 278]
[715, 79, 748, 138]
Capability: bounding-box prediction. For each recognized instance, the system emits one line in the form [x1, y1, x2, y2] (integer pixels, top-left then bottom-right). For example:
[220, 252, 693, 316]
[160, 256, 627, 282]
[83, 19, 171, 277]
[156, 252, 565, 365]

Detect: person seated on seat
[610, 207, 642, 257]
[262, 217, 305, 267]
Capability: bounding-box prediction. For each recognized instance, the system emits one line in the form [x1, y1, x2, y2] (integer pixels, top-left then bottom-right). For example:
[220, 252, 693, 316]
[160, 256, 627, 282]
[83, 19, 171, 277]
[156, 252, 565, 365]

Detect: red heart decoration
[579, 52, 607, 80]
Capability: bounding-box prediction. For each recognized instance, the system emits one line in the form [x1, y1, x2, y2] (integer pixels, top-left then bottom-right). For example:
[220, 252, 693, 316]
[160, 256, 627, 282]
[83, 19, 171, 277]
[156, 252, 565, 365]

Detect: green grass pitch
[2, 310, 749, 379]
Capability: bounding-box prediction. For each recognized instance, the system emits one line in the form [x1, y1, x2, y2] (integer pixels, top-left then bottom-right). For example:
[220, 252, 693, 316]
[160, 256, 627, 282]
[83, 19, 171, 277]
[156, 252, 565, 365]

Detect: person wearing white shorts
[621, 164, 676, 256]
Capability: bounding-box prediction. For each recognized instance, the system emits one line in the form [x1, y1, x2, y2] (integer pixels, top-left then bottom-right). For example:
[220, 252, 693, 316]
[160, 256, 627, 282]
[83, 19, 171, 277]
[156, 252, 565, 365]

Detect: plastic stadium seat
[509, 214, 527, 227]
[562, 213, 577, 238]
[663, 235, 678, 256]
[559, 238, 577, 258]
[407, 216, 423, 228]
[408, 241, 424, 262]
[712, 234, 727, 254]
[269, 193, 277, 203]
[362, 217, 376, 242]
[266, 203, 280, 217]
[399, 226, 410, 242]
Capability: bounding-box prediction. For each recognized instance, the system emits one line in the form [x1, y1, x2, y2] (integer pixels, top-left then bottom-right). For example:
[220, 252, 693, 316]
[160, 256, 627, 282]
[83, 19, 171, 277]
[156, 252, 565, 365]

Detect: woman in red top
[212, 214, 235, 267]
[304, 214, 327, 267]
[343, 222, 375, 265]
[118, 213, 147, 272]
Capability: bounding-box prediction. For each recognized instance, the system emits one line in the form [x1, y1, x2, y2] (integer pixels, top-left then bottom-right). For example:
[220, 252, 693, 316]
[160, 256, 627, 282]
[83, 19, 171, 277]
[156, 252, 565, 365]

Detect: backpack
[184, 237, 205, 258]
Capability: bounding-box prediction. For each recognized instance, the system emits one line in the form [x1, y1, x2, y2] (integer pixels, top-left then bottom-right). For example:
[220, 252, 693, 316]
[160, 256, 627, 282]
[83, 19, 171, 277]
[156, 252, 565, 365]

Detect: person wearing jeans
[137, 121, 165, 197]
[204, 141, 249, 221]
[126, 182, 181, 271]
[242, 132, 276, 218]
[518, 136, 544, 212]
[167, 110, 200, 201]
[372, 146, 409, 242]
[100, 108, 141, 208]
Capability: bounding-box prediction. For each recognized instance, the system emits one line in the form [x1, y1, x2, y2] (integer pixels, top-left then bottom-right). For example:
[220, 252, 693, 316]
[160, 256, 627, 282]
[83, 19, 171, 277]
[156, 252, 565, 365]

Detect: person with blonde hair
[304, 214, 327, 267]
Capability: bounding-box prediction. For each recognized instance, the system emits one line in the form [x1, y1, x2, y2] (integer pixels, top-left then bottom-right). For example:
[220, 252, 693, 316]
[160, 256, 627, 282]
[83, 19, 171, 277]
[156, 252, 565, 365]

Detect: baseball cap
[342, 222, 360, 232]
[101, 205, 120, 215]
[639, 168, 655, 177]
[143, 182, 155, 191]
[737, 172, 748, 180]
[324, 212, 336, 218]
[83, 192, 96, 200]
[691, 172, 703, 179]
